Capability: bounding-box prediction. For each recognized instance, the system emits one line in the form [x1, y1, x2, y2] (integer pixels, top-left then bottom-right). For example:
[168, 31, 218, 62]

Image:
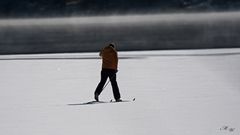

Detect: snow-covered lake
[0, 48, 240, 135]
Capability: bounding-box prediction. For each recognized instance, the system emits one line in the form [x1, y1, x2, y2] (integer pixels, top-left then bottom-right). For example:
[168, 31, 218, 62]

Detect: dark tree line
[0, 0, 240, 18]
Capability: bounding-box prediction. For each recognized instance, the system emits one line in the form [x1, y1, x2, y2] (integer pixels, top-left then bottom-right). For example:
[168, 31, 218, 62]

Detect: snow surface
[0, 49, 240, 135]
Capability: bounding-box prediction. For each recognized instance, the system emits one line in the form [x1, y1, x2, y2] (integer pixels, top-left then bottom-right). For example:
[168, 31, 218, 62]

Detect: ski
[110, 98, 136, 103]
[68, 98, 135, 106]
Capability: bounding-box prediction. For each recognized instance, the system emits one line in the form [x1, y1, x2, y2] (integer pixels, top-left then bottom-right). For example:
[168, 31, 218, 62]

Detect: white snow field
[0, 48, 240, 135]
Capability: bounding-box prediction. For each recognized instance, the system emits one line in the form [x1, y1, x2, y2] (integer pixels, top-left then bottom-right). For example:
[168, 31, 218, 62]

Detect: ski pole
[102, 79, 110, 90]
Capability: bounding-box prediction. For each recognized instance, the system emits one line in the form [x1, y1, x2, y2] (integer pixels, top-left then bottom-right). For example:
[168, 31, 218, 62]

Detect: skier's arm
[113, 49, 118, 72]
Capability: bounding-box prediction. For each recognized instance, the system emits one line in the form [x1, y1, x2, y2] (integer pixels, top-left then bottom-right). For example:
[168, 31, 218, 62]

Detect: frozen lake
[0, 48, 240, 135]
[1, 12, 240, 54]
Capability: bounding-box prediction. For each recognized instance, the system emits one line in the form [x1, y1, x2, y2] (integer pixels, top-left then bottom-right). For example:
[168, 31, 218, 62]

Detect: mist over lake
[0, 12, 240, 54]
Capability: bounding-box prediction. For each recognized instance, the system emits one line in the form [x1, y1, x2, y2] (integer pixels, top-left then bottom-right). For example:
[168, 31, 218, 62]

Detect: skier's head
[109, 42, 116, 48]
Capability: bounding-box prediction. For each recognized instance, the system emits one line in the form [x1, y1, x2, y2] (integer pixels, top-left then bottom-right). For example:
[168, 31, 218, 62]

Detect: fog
[0, 12, 240, 54]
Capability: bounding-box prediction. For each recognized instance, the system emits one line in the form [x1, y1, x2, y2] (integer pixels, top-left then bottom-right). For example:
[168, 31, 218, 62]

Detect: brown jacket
[100, 45, 118, 70]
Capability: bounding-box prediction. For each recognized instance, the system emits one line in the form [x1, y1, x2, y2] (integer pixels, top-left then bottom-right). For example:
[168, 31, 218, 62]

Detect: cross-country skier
[94, 42, 122, 102]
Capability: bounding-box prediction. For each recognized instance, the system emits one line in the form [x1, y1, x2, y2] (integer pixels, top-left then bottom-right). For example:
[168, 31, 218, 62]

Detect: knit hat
[109, 42, 116, 48]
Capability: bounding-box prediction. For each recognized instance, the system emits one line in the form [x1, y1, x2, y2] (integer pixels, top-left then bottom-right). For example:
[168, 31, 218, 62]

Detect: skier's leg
[94, 70, 108, 96]
[109, 71, 121, 101]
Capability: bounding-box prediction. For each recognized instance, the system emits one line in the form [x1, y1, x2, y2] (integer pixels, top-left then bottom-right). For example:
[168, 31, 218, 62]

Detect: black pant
[95, 69, 121, 100]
